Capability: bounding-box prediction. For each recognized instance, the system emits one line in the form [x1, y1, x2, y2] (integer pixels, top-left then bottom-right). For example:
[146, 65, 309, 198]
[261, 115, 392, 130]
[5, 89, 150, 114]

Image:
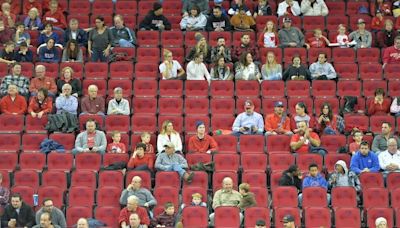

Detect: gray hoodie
[328, 160, 361, 192]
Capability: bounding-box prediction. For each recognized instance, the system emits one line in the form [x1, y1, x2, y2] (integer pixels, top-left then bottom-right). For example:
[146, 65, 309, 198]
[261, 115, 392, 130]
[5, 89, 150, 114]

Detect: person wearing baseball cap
[188, 120, 218, 153]
[282, 214, 296, 228]
[278, 16, 305, 48]
[265, 101, 293, 135]
[255, 219, 267, 228]
[349, 18, 372, 49]
[232, 99, 264, 136]
[139, 2, 171, 31]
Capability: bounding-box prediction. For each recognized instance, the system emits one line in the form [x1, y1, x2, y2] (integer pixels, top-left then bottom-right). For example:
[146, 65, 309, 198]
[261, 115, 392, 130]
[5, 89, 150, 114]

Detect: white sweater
[157, 132, 183, 153]
[186, 61, 211, 82]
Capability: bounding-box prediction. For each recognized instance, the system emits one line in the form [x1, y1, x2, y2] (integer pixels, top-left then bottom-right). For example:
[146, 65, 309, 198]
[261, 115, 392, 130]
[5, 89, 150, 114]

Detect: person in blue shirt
[38, 38, 59, 63]
[350, 141, 381, 175]
[232, 99, 264, 136]
[298, 163, 330, 207]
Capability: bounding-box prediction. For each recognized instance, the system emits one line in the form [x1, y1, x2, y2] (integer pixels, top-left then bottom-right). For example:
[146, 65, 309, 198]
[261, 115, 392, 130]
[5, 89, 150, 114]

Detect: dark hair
[296, 102, 308, 114]
[190, 5, 200, 15]
[287, 164, 298, 173]
[12, 62, 21, 68]
[212, 55, 228, 79]
[375, 88, 385, 96]
[40, 212, 52, 221]
[136, 142, 147, 151]
[38, 88, 49, 98]
[317, 52, 327, 62]
[214, 5, 222, 11]
[96, 15, 105, 22]
[239, 51, 252, 67]
[308, 163, 318, 170]
[11, 193, 22, 200]
[194, 52, 203, 60]
[320, 102, 333, 122]
[216, 36, 225, 41]
[15, 22, 24, 27]
[292, 55, 302, 62]
[66, 39, 79, 60]
[382, 121, 392, 128]
[42, 198, 52, 205]
[360, 141, 369, 147]
[46, 38, 55, 45]
[44, 23, 53, 29]
[164, 202, 174, 209]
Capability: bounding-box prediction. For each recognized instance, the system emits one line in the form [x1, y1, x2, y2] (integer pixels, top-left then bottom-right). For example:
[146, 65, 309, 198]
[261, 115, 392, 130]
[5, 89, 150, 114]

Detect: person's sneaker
[184, 171, 195, 183]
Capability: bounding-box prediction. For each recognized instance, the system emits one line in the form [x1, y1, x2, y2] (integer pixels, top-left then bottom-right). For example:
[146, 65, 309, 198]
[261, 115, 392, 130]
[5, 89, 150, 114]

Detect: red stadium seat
[109, 62, 134, 79]
[241, 171, 267, 188]
[252, 187, 269, 207]
[369, 115, 395, 134]
[181, 186, 208, 205]
[388, 80, 400, 97]
[14, 170, 39, 189]
[21, 133, 47, 152]
[94, 206, 120, 228]
[287, 97, 313, 115]
[210, 80, 234, 98]
[235, 80, 260, 98]
[209, 31, 232, 47]
[37, 186, 64, 208]
[303, 16, 325, 31]
[82, 79, 106, 96]
[286, 80, 310, 97]
[97, 186, 121, 207]
[182, 171, 208, 189]
[302, 187, 329, 208]
[158, 98, 183, 115]
[272, 186, 298, 208]
[360, 173, 384, 189]
[184, 116, 210, 134]
[335, 63, 358, 80]
[261, 80, 285, 98]
[125, 170, 151, 189]
[185, 80, 209, 98]
[158, 115, 183, 133]
[136, 48, 160, 63]
[214, 154, 240, 172]
[19, 152, 46, 171]
[75, 153, 102, 171]
[238, 135, 265, 154]
[332, 48, 356, 63]
[137, 31, 159, 47]
[46, 153, 73, 171]
[335, 207, 361, 228]
[311, 80, 336, 97]
[98, 171, 124, 189]
[155, 171, 180, 189]
[337, 80, 361, 97]
[181, 206, 208, 228]
[308, 48, 331, 63]
[357, 48, 381, 63]
[41, 170, 67, 189]
[0, 134, 20, 153]
[212, 171, 238, 193]
[0, 170, 10, 188]
[25, 115, 48, 133]
[344, 114, 369, 133]
[366, 208, 394, 228]
[363, 188, 389, 209]
[68, 186, 94, 207]
[133, 79, 158, 97]
[186, 153, 212, 167]
[297, 154, 323, 172]
[185, 31, 209, 48]
[105, 115, 130, 133]
[154, 186, 179, 208]
[304, 207, 331, 228]
[11, 186, 35, 206]
[321, 135, 346, 152]
[384, 64, 400, 80]
[185, 98, 209, 116]
[159, 80, 183, 97]
[132, 97, 157, 114]
[84, 62, 108, 79]
[241, 154, 267, 172]
[269, 153, 295, 172]
[283, 48, 307, 64]
[135, 63, 159, 79]
[214, 206, 241, 228]
[70, 170, 97, 188]
[66, 206, 92, 227]
[331, 186, 358, 208]
[314, 97, 340, 116]
[211, 115, 235, 132]
[131, 114, 157, 133]
[69, 1, 90, 15]
[210, 98, 235, 116]
[387, 172, 400, 191]
[0, 114, 24, 133]
[244, 207, 270, 228]
[274, 207, 301, 228]
[324, 154, 350, 172]
[102, 153, 129, 167]
[161, 31, 184, 47]
[266, 135, 291, 153]
[214, 135, 237, 153]
[359, 63, 383, 80]
[115, 1, 137, 15]
[236, 98, 262, 114]
[390, 188, 400, 209]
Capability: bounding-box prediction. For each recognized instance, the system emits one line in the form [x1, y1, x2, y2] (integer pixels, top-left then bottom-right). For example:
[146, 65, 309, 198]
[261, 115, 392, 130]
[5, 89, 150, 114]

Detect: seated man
[0, 41, 16, 65]
[230, 6, 256, 31]
[76, 218, 88, 228]
[118, 195, 150, 228]
[35, 199, 66, 228]
[32, 212, 60, 228]
[55, 83, 78, 114]
[120, 176, 157, 208]
[150, 202, 179, 228]
[0, 84, 27, 115]
[0, 63, 30, 98]
[15, 41, 33, 62]
[309, 53, 337, 80]
[290, 121, 324, 156]
[265, 101, 292, 135]
[64, 18, 87, 47]
[127, 143, 154, 171]
[372, 122, 400, 154]
[80, 84, 105, 115]
[232, 100, 264, 136]
[298, 163, 330, 207]
[279, 164, 302, 192]
[111, 14, 136, 48]
[328, 160, 361, 192]
[1, 193, 35, 228]
[206, 6, 231, 32]
[107, 87, 130, 115]
[73, 119, 107, 155]
[379, 138, 400, 176]
[188, 121, 218, 153]
[210, 37, 232, 63]
[278, 17, 305, 48]
[139, 3, 171, 31]
[29, 65, 57, 97]
[350, 141, 380, 175]
[155, 142, 194, 183]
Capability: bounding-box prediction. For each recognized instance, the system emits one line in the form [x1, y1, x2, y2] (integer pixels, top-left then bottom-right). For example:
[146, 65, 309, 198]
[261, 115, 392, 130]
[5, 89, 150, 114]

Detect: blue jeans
[91, 48, 108, 62]
[118, 39, 134, 48]
[165, 164, 186, 177]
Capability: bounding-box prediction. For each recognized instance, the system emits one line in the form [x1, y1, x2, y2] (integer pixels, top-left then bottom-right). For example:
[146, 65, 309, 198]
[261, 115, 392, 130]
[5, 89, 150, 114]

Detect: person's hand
[159, 24, 165, 30]
[144, 202, 149, 207]
[215, 27, 223, 32]
[31, 112, 37, 118]
[3, 10, 10, 17]
[270, 131, 278, 135]
[318, 115, 324, 123]
[103, 48, 110, 57]
[239, 127, 247, 133]
[92, 147, 98, 152]
[305, 43, 310, 49]
[127, 184, 133, 190]
[183, 12, 189, 17]
[252, 126, 258, 133]
[88, 49, 93, 57]
[37, 111, 44, 119]
[8, 219, 16, 228]
[289, 42, 297, 47]
[83, 148, 90, 152]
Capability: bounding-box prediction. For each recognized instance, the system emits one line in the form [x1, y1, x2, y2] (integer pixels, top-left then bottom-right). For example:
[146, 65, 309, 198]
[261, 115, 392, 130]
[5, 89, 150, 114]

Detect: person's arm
[175, 133, 183, 152]
[368, 99, 376, 115]
[155, 155, 167, 170]
[38, 47, 46, 62]
[378, 153, 388, 170]
[26, 206, 36, 227]
[350, 155, 362, 175]
[61, 49, 68, 62]
[320, 1, 329, 16]
[55, 96, 65, 111]
[29, 78, 38, 93]
[203, 63, 211, 83]
[308, 133, 321, 147]
[320, 177, 328, 189]
[257, 114, 264, 133]
[48, 78, 57, 94]
[371, 136, 380, 153]
[309, 63, 318, 78]
[139, 15, 151, 30]
[121, 99, 130, 115]
[192, 15, 207, 30]
[205, 17, 214, 31]
[42, 98, 53, 114]
[390, 98, 400, 114]
[292, 1, 301, 16]
[119, 189, 130, 205]
[302, 177, 310, 189]
[180, 17, 188, 30]
[298, 29, 305, 47]
[107, 100, 115, 115]
[366, 32, 372, 47]
[163, 16, 171, 30]
[0, 187, 9, 205]
[157, 135, 166, 153]
[290, 137, 305, 151]
[232, 114, 242, 132]
[326, 63, 337, 79]
[209, 136, 218, 152]
[52, 48, 60, 63]
[300, 0, 311, 15]
[212, 190, 222, 209]
[66, 97, 78, 113]
[277, 2, 287, 17]
[371, 154, 381, 172]
[96, 132, 107, 152]
[16, 97, 27, 115]
[187, 137, 197, 153]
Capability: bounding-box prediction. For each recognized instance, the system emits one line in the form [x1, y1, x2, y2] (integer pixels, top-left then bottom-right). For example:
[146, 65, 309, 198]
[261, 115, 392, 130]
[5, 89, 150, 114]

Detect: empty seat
[85, 62, 108, 79]
[159, 80, 183, 97]
[320, 135, 347, 152]
[210, 98, 235, 116]
[269, 153, 295, 172]
[244, 207, 270, 228]
[137, 31, 159, 47]
[160, 31, 184, 47]
[344, 115, 369, 133]
[359, 63, 383, 80]
[337, 80, 362, 97]
[266, 135, 291, 153]
[369, 115, 395, 134]
[296, 154, 323, 172]
[158, 98, 183, 115]
[357, 48, 380, 63]
[181, 206, 208, 228]
[11, 186, 35, 205]
[241, 154, 267, 172]
[131, 114, 157, 133]
[387, 172, 400, 191]
[311, 80, 336, 97]
[239, 135, 265, 154]
[135, 63, 159, 80]
[335, 63, 358, 80]
[214, 206, 241, 228]
[105, 115, 130, 133]
[241, 172, 267, 188]
[94, 206, 120, 228]
[136, 48, 160, 63]
[155, 172, 180, 189]
[185, 80, 209, 97]
[302, 187, 329, 208]
[154, 186, 179, 208]
[97, 186, 121, 207]
[0, 115, 24, 133]
[272, 186, 298, 208]
[184, 98, 209, 115]
[214, 135, 237, 153]
[211, 115, 235, 131]
[41, 170, 67, 189]
[214, 154, 240, 172]
[75, 153, 102, 171]
[14, 170, 39, 189]
[363, 188, 389, 209]
[210, 80, 234, 97]
[98, 171, 124, 189]
[66, 206, 92, 227]
[70, 170, 97, 188]
[132, 97, 157, 114]
[331, 186, 358, 208]
[334, 207, 361, 228]
[261, 80, 285, 98]
[0, 134, 20, 152]
[274, 207, 301, 228]
[359, 172, 385, 189]
[286, 80, 310, 97]
[25, 115, 48, 133]
[304, 207, 331, 228]
[21, 134, 47, 152]
[332, 48, 356, 63]
[19, 152, 46, 171]
[47, 153, 73, 171]
[68, 186, 94, 207]
[235, 80, 260, 98]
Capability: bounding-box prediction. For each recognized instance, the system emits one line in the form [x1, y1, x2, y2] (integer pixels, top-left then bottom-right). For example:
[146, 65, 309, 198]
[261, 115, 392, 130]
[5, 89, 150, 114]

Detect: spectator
[291, 102, 314, 130]
[157, 120, 183, 153]
[371, 10, 385, 32]
[1, 193, 35, 228]
[42, 0, 66, 29]
[107, 87, 130, 115]
[290, 121, 324, 156]
[188, 120, 218, 153]
[0, 172, 10, 213]
[232, 99, 264, 136]
[394, 0, 400, 17]
[213, 0, 228, 16]
[111, 14, 136, 48]
[155, 142, 194, 183]
[228, 0, 251, 16]
[309, 53, 336, 80]
[186, 53, 211, 83]
[180, 193, 206, 210]
[180, 5, 207, 31]
[376, 217, 388, 228]
[372, 122, 400, 154]
[283, 56, 311, 81]
[232, 33, 259, 63]
[76, 218, 88, 228]
[0, 2, 15, 28]
[42, 0, 65, 14]
[32, 212, 60, 228]
[73, 119, 107, 155]
[139, 2, 171, 31]
[379, 138, 400, 176]
[0, 63, 30, 98]
[210, 177, 242, 226]
[0, 41, 16, 65]
[150, 202, 178, 228]
[61, 39, 83, 62]
[349, 19, 372, 49]
[128, 213, 145, 228]
[88, 16, 113, 62]
[279, 164, 302, 192]
[57, 67, 81, 97]
[349, 129, 364, 156]
[210, 55, 234, 80]
[281, 215, 296, 228]
[0, 84, 27, 115]
[277, 0, 301, 17]
[391, 97, 400, 116]
[328, 160, 361, 192]
[38, 23, 60, 46]
[119, 195, 150, 228]
[235, 52, 261, 81]
[141, 132, 155, 155]
[230, 6, 256, 31]
[35, 199, 66, 228]
[64, 18, 88, 47]
[305, 28, 330, 48]
[127, 143, 153, 170]
[15, 41, 33, 62]
[38, 38, 60, 63]
[55, 83, 78, 115]
[120, 176, 157, 208]
[183, 0, 209, 16]
[13, 22, 30, 47]
[28, 88, 53, 118]
[238, 183, 256, 211]
[80, 84, 105, 115]
[159, 49, 185, 80]
[278, 17, 305, 48]
[265, 101, 292, 135]
[23, 0, 42, 16]
[253, 0, 272, 18]
[377, 19, 398, 48]
[350, 141, 380, 175]
[335, 24, 351, 48]
[368, 88, 390, 116]
[211, 37, 232, 63]
[261, 51, 282, 80]
[24, 7, 42, 30]
[0, 18, 12, 44]
[107, 130, 127, 154]
[300, 0, 329, 16]
[258, 20, 279, 48]
[186, 33, 212, 63]
[372, 0, 392, 16]
[206, 6, 231, 32]
[383, 35, 400, 67]
[298, 163, 329, 207]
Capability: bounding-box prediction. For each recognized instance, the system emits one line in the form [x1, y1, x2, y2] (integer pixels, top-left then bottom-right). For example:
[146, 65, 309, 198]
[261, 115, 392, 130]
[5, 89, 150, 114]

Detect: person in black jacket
[64, 18, 88, 47]
[279, 164, 303, 192]
[139, 2, 171, 31]
[282, 55, 311, 81]
[15, 41, 33, 62]
[206, 6, 232, 32]
[1, 193, 35, 228]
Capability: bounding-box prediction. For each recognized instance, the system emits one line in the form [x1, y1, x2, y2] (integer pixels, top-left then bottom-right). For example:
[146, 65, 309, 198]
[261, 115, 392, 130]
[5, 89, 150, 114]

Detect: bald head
[88, 84, 98, 98]
[387, 138, 398, 154]
[222, 177, 233, 191]
[131, 176, 142, 189]
[77, 218, 88, 228]
[35, 65, 46, 78]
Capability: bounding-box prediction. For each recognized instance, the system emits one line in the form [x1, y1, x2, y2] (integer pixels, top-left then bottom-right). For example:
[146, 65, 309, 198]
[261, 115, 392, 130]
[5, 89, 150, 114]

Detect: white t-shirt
[262, 32, 277, 48]
[159, 60, 182, 79]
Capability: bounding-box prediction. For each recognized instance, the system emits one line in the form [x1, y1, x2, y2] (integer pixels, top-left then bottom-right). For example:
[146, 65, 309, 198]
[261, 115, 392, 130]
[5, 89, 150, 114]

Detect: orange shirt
[29, 77, 57, 94]
[188, 134, 218, 153]
[127, 154, 154, 170]
[265, 113, 291, 134]
[0, 95, 27, 114]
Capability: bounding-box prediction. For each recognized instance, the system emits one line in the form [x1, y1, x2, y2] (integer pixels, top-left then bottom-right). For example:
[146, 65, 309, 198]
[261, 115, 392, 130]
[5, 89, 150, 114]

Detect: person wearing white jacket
[277, 0, 301, 17]
[300, 0, 329, 16]
[378, 138, 400, 175]
[157, 120, 183, 153]
[186, 53, 211, 83]
[180, 5, 207, 31]
[390, 97, 400, 116]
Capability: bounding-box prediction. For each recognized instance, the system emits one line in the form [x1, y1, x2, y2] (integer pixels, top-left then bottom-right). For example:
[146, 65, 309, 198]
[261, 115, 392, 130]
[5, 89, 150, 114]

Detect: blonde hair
[163, 49, 172, 58]
[61, 67, 74, 77]
[192, 193, 202, 199]
[264, 51, 278, 71]
[29, 7, 39, 17]
[141, 132, 151, 138]
[194, 33, 208, 58]
[262, 20, 276, 33]
[160, 120, 176, 135]
[111, 130, 121, 138]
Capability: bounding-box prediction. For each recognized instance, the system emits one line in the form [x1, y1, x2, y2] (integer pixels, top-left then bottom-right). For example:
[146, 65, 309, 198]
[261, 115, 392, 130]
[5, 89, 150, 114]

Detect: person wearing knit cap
[232, 100, 264, 136]
[188, 120, 218, 153]
[375, 217, 388, 228]
[186, 32, 212, 63]
[180, 4, 207, 31]
[139, 2, 171, 31]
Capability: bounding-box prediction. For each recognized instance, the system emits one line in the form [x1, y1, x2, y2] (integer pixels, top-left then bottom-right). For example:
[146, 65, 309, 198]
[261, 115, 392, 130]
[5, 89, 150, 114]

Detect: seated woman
[235, 51, 261, 81]
[368, 88, 390, 116]
[258, 20, 279, 48]
[291, 102, 315, 132]
[186, 53, 211, 82]
[61, 39, 83, 62]
[38, 23, 60, 46]
[261, 51, 282, 80]
[24, 7, 42, 30]
[317, 102, 338, 135]
[210, 55, 233, 80]
[283, 55, 311, 81]
[390, 96, 400, 116]
[159, 49, 185, 80]
[38, 38, 59, 63]
[186, 32, 212, 64]
[88, 15, 113, 62]
[180, 5, 207, 31]
[57, 66, 82, 97]
[28, 88, 53, 118]
[157, 120, 183, 154]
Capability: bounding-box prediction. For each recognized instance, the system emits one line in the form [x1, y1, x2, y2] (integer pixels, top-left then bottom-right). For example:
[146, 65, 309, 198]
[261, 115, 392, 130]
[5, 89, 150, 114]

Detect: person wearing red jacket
[0, 84, 27, 115]
[368, 88, 390, 116]
[371, 10, 385, 32]
[188, 121, 218, 153]
[383, 35, 400, 67]
[42, 0, 66, 29]
[127, 143, 154, 171]
[27, 88, 53, 118]
[265, 101, 292, 135]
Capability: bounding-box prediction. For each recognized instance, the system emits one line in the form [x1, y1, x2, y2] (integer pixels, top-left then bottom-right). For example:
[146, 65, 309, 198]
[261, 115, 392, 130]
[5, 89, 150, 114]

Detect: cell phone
[243, 127, 249, 131]
[88, 147, 93, 151]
